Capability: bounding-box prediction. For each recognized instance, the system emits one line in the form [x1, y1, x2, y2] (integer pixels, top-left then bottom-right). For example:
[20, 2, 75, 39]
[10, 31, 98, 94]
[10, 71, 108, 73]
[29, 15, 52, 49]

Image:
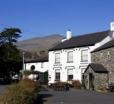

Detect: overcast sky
[0, 0, 114, 40]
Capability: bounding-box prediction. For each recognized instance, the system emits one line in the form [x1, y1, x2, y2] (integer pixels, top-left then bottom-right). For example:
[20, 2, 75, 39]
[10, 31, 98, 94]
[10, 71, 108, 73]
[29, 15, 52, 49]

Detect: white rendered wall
[48, 47, 92, 84]
[25, 62, 49, 73]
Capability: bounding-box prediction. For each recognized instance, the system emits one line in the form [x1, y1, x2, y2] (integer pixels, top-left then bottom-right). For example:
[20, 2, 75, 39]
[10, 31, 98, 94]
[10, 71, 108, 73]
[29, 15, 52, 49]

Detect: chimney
[110, 22, 114, 38]
[110, 22, 114, 31]
[66, 29, 72, 40]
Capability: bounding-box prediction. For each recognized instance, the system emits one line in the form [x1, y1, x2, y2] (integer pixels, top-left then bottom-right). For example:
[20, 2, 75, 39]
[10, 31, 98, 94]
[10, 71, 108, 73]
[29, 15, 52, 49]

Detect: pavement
[0, 85, 8, 95]
[38, 88, 114, 104]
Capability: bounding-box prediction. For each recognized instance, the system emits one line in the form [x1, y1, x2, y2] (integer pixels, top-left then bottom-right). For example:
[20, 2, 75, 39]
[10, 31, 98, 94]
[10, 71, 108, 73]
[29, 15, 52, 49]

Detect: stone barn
[84, 63, 108, 91]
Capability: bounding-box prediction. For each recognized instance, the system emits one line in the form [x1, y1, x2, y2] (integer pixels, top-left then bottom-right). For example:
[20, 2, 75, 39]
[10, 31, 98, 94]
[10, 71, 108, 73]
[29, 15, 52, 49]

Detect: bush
[1, 78, 39, 104]
[22, 70, 32, 77]
[52, 82, 69, 91]
[72, 80, 81, 89]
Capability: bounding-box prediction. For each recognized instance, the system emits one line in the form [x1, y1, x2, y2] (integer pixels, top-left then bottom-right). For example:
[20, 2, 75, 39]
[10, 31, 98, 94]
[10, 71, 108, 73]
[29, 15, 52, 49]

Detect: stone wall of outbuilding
[91, 47, 114, 83]
[94, 73, 108, 91]
[84, 67, 108, 91]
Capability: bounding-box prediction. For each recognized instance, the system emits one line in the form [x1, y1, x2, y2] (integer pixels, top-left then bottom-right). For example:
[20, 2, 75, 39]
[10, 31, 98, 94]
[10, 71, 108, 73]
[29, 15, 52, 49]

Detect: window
[55, 53, 60, 63]
[31, 65, 35, 71]
[68, 75, 73, 80]
[55, 72, 60, 81]
[81, 50, 88, 62]
[67, 69, 73, 80]
[67, 51, 73, 63]
[41, 63, 44, 68]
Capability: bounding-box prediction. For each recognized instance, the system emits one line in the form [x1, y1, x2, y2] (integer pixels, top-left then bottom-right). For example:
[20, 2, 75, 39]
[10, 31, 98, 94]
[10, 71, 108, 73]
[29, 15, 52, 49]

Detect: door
[89, 73, 94, 90]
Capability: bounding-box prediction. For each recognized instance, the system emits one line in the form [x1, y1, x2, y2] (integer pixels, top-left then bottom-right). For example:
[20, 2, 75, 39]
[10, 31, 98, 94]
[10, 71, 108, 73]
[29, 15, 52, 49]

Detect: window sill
[55, 62, 60, 64]
[81, 60, 88, 62]
[67, 61, 73, 63]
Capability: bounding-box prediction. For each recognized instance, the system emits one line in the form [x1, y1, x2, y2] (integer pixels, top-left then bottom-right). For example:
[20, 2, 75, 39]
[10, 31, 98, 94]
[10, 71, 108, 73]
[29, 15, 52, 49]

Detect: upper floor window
[55, 53, 60, 63]
[67, 51, 73, 63]
[81, 49, 88, 62]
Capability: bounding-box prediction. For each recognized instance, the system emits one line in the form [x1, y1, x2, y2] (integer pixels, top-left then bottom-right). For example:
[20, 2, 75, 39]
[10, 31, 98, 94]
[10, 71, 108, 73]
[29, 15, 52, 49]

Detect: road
[38, 88, 114, 104]
[0, 85, 8, 95]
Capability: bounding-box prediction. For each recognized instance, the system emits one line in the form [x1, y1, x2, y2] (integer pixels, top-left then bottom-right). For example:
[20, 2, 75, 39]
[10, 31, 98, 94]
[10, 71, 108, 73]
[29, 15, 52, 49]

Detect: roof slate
[25, 56, 48, 63]
[85, 63, 108, 73]
[49, 30, 109, 51]
[92, 39, 114, 52]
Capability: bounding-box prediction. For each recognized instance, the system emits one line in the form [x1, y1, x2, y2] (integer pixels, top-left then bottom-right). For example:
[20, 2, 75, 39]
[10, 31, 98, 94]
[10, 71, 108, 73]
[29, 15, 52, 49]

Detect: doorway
[89, 73, 94, 90]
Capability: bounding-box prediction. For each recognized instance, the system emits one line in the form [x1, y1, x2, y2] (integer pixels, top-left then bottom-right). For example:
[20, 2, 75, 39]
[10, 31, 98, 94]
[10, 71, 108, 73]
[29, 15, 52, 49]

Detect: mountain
[16, 34, 64, 61]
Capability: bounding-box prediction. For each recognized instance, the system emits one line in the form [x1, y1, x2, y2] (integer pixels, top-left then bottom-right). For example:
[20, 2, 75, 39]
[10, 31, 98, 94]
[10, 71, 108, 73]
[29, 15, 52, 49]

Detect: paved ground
[38, 88, 114, 104]
[0, 85, 8, 95]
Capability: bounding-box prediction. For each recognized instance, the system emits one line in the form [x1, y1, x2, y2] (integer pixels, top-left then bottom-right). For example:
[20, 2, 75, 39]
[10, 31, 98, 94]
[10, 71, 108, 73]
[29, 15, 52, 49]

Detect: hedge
[1, 78, 39, 104]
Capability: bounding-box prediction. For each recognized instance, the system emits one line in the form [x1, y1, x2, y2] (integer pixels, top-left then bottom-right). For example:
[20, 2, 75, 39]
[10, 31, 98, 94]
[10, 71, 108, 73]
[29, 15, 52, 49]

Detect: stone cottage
[91, 40, 114, 84]
[84, 63, 108, 91]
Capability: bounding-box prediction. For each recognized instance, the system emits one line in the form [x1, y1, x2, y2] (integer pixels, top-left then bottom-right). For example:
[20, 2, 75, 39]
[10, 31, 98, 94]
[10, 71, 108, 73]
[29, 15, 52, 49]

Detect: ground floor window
[68, 75, 73, 80]
[55, 72, 60, 81]
[67, 69, 73, 81]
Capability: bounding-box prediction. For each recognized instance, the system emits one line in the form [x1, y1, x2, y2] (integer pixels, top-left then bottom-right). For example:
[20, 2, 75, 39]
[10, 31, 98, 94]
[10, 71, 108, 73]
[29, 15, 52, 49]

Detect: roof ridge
[71, 30, 109, 38]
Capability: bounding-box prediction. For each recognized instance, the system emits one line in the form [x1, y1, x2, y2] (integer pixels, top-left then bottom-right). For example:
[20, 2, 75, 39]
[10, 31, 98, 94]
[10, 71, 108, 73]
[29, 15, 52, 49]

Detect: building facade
[84, 63, 108, 91]
[91, 40, 114, 84]
[24, 57, 49, 82]
[25, 57, 49, 73]
[48, 23, 114, 85]
[48, 29, 114, 85]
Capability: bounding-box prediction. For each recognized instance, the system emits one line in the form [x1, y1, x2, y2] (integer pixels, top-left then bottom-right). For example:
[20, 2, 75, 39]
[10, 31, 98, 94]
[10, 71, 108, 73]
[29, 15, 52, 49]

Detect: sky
[0, 0, 114, 40]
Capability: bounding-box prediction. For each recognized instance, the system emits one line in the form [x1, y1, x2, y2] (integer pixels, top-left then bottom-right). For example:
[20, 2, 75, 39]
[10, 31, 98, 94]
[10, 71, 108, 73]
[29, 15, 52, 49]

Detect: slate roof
[49, 30, 109, 51]
[25, 56, 48, 63]
[85, 63, 108, 73]
[92, 39, 114, 52]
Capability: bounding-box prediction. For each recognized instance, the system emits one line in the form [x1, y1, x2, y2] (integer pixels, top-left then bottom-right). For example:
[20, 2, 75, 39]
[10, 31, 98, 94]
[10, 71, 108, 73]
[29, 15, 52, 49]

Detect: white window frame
[55, 53, 60, 63]
[81, 49, 88, 62]
[67, 51, 73, 63]
[55, 69, 60, 81]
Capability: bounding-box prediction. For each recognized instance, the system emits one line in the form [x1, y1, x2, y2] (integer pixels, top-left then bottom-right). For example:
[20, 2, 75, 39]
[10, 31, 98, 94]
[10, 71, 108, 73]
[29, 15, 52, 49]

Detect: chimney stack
[110, 22, 114, 31]
[66, 29, 72, 40]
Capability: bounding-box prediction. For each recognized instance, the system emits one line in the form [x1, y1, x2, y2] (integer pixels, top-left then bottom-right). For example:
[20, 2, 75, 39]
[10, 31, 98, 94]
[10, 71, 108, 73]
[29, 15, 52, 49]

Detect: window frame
[55, 53, 60, 63]
[67, 51, 73, 63]
[81, 49, 88, 62]
[55, 72, 60, 81]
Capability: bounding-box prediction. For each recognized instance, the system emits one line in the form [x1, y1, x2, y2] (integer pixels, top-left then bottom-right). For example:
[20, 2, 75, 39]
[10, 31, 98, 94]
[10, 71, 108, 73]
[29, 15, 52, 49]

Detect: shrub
[72, 80, 81, 89]
[53, 82, 69, 91]
[2, 78, 39, 104]
[22, 70, 32, 77]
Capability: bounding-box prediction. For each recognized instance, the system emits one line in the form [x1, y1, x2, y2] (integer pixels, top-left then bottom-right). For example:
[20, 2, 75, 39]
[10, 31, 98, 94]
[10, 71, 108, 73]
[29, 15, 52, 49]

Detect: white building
[25, 57, 48, 73]
[48, 23, 114, 85]
[24, 22, 114, 85]
[24, 57, 49, 82]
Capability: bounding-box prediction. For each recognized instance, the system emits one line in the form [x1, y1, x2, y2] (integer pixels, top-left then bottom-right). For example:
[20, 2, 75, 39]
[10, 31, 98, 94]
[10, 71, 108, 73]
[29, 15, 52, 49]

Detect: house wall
[91, 47, 114, 83]
[48, 46, 92, 84]
[25, 61, 49, 73]
[84, 67, 108, 91]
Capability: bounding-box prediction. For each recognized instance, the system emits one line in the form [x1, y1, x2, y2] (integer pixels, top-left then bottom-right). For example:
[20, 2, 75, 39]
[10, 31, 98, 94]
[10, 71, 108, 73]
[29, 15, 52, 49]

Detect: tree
[0, 28, 21, 46]
[0, 27, 22, 80]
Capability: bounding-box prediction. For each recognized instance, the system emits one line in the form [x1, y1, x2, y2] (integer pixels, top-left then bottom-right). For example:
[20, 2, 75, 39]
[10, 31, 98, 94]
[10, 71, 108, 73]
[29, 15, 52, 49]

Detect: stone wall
[94, 73, 108, 91]
[84, 67, 108, 91]
[91, 47, 114, 83]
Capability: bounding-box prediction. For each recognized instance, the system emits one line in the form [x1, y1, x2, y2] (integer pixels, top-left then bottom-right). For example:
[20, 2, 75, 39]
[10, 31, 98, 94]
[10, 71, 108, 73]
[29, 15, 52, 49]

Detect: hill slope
[16, 34, 63, 61]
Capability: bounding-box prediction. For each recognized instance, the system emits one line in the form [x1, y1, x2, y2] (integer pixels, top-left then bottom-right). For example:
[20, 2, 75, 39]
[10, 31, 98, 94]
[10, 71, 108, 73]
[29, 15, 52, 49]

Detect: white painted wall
[48, 47, 92, 85]
[25, 61, 49, 73]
